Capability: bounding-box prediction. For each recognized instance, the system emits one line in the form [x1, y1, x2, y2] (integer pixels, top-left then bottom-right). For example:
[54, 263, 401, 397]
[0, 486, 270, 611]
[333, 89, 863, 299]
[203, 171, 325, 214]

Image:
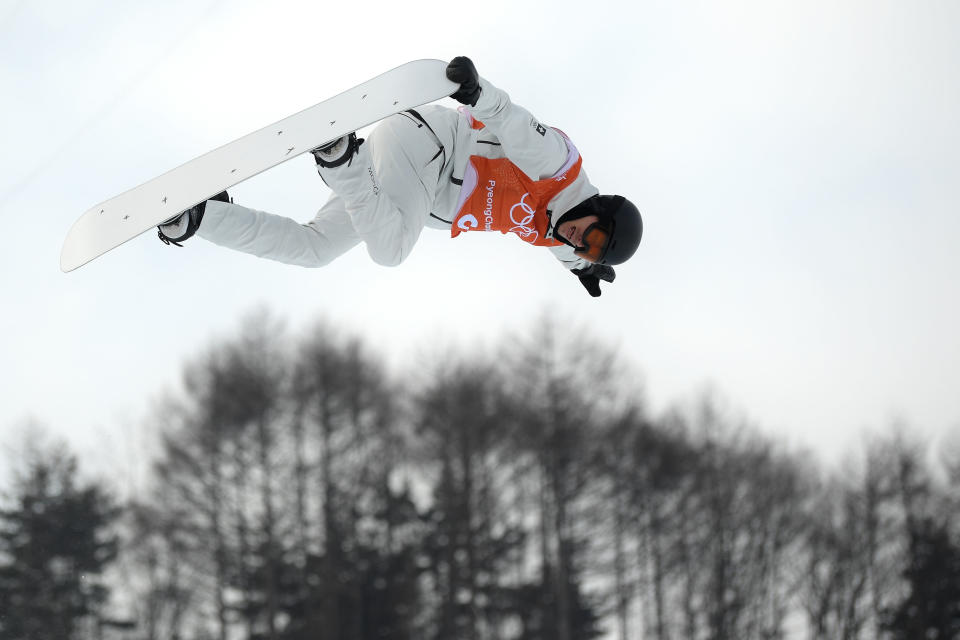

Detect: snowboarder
[158, 57, 642, 297]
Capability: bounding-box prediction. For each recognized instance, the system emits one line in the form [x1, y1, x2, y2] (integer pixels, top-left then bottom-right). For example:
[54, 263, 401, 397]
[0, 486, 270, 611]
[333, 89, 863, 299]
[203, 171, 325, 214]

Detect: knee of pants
[368, 114, 452, 212]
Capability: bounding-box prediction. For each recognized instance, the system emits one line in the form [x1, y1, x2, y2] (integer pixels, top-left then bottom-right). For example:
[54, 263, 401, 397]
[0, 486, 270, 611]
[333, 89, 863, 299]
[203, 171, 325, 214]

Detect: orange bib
[450, 128, 582, 248]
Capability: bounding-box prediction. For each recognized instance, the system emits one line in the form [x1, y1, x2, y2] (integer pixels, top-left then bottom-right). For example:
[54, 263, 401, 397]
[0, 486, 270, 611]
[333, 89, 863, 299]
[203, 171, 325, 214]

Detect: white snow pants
[198, 106, 459, 267]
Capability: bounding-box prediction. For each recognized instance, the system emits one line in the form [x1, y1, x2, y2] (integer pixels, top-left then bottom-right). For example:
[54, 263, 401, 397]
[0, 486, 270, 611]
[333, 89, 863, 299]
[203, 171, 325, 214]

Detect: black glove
[446, 56, 481, 107]
[571, 264, 616, 297]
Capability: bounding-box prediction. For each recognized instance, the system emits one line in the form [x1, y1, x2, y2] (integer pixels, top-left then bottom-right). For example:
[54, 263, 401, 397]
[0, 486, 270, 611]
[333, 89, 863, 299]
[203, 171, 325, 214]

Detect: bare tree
[124, 500, 197, 640]
[410, 354, 527, 640]
[499, 316, 621, 640]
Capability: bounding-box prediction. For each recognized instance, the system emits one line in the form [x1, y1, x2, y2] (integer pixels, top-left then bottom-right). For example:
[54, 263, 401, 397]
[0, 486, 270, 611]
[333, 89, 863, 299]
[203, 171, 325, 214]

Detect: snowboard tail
[61, 59, 457, 272]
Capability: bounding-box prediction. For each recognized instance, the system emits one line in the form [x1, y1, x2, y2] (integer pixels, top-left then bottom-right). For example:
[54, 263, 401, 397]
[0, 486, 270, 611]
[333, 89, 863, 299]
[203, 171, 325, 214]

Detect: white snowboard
[61, 59, 458, 272]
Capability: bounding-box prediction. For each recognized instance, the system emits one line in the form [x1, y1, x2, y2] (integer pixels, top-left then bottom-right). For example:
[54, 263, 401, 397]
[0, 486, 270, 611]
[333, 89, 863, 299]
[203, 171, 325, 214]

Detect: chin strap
[553, 231, 587, 254]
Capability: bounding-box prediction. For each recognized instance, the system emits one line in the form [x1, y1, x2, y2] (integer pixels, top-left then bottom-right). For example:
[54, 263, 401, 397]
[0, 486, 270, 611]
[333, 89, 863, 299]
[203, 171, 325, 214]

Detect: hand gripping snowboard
[60, 59, 458, 272]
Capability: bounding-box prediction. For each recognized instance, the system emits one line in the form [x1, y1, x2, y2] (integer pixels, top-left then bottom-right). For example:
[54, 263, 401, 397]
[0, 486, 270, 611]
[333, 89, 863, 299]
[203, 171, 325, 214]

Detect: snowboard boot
[158, 190, 230, 246]
[311, 132, 362, 168]
[312, 131, 381, 204]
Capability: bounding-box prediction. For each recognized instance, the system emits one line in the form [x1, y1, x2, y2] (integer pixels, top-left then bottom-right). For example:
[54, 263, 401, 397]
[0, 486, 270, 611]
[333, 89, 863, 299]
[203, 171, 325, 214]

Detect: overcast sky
[2, 0, 958, 483]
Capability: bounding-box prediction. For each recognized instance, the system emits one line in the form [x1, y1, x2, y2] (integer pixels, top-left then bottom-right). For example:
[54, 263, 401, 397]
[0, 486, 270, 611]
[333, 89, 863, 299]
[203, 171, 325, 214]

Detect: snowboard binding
[158, 190, 230, 246]
[311, 132, 363, 168]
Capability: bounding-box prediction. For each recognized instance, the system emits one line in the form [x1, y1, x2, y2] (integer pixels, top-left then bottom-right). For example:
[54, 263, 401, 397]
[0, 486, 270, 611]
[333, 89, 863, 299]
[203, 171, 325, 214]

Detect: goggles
[574, 221, 613, 263]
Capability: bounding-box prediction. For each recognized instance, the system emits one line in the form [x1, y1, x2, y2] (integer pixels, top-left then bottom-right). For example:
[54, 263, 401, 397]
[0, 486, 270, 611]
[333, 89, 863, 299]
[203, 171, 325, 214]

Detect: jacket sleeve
[197, 197, 361, 267]
[468, 78, 572, 181]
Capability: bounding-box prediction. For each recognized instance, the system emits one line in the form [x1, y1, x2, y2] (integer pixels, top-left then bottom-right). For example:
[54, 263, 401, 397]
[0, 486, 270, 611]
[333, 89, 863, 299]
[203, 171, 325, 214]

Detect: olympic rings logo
[509, 193, 539, 243]
[509, 193, 536, 227]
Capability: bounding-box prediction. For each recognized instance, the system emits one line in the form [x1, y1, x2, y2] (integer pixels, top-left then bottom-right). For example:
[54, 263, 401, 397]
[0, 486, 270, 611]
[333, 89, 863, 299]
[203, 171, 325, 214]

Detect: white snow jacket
[197, 78, 598, 271]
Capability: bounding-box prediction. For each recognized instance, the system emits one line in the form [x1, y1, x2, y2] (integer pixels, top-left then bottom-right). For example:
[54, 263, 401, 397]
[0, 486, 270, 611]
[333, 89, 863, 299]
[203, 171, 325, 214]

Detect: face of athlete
[556, 215, 599, 249]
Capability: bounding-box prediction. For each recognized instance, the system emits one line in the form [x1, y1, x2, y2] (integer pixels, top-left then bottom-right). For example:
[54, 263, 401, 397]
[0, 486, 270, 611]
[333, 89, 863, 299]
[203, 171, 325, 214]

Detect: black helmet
[554, 195, 643, 265]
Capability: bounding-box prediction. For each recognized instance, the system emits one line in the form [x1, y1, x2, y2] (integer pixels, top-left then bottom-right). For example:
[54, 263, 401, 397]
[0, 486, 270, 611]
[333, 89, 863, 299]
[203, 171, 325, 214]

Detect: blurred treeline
[1, 311, 959, 640]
